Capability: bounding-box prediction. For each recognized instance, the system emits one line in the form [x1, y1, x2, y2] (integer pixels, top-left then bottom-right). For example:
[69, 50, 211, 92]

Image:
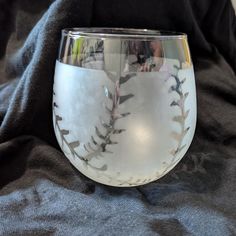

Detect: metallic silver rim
[62, 27, 187, 40]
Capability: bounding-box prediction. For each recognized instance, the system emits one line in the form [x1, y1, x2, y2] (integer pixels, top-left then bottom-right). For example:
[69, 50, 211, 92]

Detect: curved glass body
[53, 28, 196, 187]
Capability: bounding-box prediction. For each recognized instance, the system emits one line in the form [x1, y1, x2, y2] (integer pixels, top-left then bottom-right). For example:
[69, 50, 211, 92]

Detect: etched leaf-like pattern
[119, 73, 136, 84]
[55, 115, 62, 121]
[119, 94, 134, 104]
[184, 110, 190, 119]
[53, 92, 107, 171]
[170, 101, 179, 107]
[169, 65, 190, 162]
[91, 136, 98, 145]
[184, 92, 189, 99]
[81, 73, 136, 161]
[119, 112, 131, 118]
[69, 141, 80, 149]
[172, 115, 185, 124]
[95, 126, 106, 140]
[113, 129, 126, 134]
[61, 129, 69, 135]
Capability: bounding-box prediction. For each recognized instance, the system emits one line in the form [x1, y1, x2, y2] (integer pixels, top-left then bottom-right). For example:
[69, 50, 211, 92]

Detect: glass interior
[58, 28, 192, 73]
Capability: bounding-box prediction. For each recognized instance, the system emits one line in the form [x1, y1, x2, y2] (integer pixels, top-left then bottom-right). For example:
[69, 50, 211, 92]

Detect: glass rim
[62, 27, 187, 40]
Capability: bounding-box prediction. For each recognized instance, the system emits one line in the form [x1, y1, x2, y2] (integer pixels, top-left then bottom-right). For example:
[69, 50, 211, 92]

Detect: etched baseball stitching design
[93, 64, 191, 186]
[53, 73, 135, 172]
[53, 96, 107, 171]
[80, 73, 135, 161]
[53, 63, 191, 186]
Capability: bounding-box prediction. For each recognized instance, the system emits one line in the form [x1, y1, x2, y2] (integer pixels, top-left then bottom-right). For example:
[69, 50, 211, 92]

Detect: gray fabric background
[0, 0, 236, 235]
[0, 0, 52, 84]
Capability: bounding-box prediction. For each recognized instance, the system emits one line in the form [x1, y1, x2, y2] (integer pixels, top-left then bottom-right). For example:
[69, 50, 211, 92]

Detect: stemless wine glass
[53, 28, 196, 187]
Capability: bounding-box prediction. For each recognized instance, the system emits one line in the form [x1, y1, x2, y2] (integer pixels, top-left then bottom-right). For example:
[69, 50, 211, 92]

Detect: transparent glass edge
[61, 28, 188, 40]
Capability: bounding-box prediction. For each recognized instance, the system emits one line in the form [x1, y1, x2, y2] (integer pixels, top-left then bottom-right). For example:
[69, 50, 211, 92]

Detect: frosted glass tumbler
[53, 28, 196, 187]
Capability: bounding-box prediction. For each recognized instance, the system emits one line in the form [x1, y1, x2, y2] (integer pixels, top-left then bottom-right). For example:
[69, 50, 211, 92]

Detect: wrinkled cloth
[0, 0, 236, 235]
